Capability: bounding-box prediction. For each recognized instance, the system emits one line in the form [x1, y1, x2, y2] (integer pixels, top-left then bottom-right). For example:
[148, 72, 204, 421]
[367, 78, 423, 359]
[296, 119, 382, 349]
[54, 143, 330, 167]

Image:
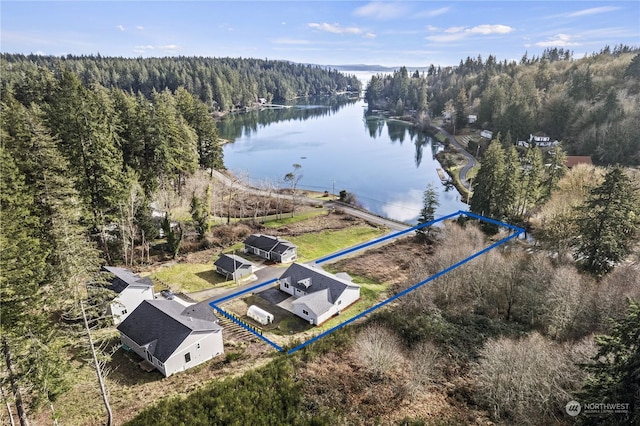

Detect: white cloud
[353, 2, 408, 20]
[568, 6, 620, 17]
[444, 26, 465, 34]
[136, 25, 144, 31]
[308, 22, 367, 36]
[468, 24, 513, 35]
[426, 25, 439, 32]
[364, 32, 376, 39]
[117, 25, 125, 32]
[534, 34, 581, 47]
[422, 7, 450, 18]
[427, 24, 514, 43]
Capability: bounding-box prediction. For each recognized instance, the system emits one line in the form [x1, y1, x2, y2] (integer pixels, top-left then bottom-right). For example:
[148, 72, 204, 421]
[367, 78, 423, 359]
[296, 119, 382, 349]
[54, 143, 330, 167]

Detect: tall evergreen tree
[516, 147, 544, 219]
[416, 183, 440, 242]
[501, 145, 521, 220]
[44, 70, 126, 226]
[543, 144, 568, 199]
[470, 139, 506, 227]
[573, 166, 639, 275]
[578, 298, 640, 425]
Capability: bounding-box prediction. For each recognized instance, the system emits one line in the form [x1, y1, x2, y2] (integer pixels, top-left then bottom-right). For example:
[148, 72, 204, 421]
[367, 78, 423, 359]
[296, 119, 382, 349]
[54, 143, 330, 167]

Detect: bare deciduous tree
[408, 341, 443, 401]
[471, 332, 589, 425]
[354, 325, 405, 380]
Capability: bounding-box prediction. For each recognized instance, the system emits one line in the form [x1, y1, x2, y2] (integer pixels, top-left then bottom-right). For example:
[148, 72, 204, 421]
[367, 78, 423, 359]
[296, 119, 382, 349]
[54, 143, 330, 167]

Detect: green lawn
[151, 263, 233, 293]
[288, 226, 387, 262]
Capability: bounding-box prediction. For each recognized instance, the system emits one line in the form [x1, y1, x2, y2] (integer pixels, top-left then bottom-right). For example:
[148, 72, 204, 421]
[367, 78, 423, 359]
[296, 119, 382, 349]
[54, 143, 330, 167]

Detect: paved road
[435, 126, 477, 191]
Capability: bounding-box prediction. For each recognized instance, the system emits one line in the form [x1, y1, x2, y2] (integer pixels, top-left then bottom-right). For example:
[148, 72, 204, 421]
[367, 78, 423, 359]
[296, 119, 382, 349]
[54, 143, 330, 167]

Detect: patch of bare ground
[328, 238, 432, 287]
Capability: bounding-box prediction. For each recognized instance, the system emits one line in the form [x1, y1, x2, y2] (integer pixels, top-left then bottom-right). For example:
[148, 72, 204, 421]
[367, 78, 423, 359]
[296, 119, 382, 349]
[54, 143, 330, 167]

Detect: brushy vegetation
[126, 356, 334, 426]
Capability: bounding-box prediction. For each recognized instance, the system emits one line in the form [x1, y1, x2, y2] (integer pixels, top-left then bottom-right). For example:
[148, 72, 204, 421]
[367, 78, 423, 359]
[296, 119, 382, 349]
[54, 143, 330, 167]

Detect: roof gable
[292, 288, 334, 315]
[280, 263, 359, 303]
[103, 266, 153, 294]
[117, 300, 221, 362]
[244, 234, 296, 252]
[214, 254, 252, 272]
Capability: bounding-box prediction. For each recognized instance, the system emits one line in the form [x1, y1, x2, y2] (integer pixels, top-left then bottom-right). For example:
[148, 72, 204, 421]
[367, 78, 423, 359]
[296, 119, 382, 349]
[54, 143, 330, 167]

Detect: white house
[480, 130, 493, 140]
[468, 114, 477, 124]
[243, 234, 297, 263]
[117, 300, 224, 377]
[278, 263, 360, 326]
[103, 266, 154, 325]
[529, 134, 559, 147]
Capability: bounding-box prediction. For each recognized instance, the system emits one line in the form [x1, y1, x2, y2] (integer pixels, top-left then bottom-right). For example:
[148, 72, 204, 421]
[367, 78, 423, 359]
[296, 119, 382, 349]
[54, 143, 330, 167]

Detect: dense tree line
[0, 57, 360, 420]
[365, 66, 428, 114]
[470, 136, 566, 229]
[1, 54, 361, 110]
[365, 45, 640, 165]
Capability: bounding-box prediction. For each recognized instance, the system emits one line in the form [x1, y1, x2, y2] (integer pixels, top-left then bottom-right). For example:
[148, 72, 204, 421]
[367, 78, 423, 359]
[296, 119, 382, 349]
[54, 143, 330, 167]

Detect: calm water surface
[219, 96, 467, 223]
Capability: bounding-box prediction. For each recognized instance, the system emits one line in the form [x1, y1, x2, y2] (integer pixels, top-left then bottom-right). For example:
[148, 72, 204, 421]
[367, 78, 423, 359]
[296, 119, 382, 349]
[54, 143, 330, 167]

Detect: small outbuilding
[214, 254, 254, 282]
[247, 305, 274, 325]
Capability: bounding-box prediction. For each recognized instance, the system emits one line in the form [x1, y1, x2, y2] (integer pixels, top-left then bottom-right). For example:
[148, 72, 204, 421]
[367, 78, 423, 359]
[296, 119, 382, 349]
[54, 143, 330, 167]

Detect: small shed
[247, 305, 274, 325]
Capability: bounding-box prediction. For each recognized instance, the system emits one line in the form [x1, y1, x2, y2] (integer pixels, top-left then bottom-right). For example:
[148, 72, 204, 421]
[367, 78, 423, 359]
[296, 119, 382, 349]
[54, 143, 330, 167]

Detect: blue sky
[2, 1, 638, 67]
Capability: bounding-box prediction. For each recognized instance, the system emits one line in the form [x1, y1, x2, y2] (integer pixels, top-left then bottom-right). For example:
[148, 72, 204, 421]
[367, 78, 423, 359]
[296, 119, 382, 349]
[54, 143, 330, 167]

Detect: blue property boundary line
[210, 304, 284, 351]
[209, 211, 525, 355]
[314, 211, 461, 264]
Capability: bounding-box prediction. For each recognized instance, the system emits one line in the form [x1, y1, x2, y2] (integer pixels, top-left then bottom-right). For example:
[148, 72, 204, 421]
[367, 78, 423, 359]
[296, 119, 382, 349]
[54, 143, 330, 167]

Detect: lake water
[218, 96, 467, 223]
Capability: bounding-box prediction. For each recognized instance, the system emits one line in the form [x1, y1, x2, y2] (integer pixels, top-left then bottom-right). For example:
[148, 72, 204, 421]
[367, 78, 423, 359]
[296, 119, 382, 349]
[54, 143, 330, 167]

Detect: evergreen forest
[1, 50, 639, 425]
[365, 46, 640, 165]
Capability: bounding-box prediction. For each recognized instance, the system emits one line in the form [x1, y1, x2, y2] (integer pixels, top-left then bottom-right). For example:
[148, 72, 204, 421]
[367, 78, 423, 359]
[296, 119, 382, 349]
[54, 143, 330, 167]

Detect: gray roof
[214, 254, 252, 272]
[244, 234, 296, 252]
[272, 241, 296, 254]
[102, 266, 154, 294]
[117, 300, 222, 362]
[280, 263, 359, 305]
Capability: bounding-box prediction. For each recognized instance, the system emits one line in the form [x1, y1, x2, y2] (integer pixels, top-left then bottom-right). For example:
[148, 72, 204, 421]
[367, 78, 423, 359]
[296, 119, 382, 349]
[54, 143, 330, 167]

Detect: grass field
[288, 226, 387, 262]
[151, 263, 233, 293]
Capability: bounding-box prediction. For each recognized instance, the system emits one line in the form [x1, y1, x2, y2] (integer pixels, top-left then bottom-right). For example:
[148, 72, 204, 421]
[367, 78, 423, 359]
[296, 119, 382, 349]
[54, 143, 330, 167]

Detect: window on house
[197, 343, 201, 349]
[284, 283, 289, 288]
[302, 309, 309, 316]
[121, 309, 127, 315]
[337, 300, 341, 305]
[184, 352, 191, 363]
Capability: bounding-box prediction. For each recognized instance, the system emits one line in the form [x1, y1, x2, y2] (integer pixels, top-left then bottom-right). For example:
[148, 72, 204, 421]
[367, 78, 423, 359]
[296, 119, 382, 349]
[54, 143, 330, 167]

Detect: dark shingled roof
[214, 254, 252, 272]
[244, 234, 296, 252]
[280, 263, 358, 304]
[272, 241, 296, 254]
[117, 300, 221, 362]
[102, 266, 154, 294]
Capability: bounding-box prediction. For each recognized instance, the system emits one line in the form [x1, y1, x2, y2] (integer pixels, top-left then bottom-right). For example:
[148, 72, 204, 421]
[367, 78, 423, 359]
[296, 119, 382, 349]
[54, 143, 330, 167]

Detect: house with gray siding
[103, 266, 154, 325]
[117, 300, 224, 377]
[243, 234, 297, 263]
[278, 263, 360, 326]
[214, 254, 254, 281]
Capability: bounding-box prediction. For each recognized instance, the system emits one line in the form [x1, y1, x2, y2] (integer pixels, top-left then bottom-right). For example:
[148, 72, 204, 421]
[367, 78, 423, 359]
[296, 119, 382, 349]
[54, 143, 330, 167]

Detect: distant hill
[326, 64, 430, 72]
